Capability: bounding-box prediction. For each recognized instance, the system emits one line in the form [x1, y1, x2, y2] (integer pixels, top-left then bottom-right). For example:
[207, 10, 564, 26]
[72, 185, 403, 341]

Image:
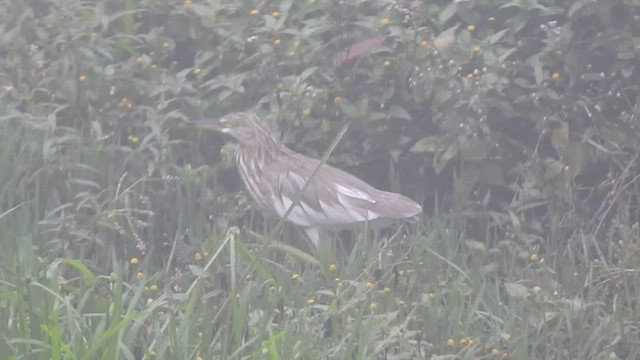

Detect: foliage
[1, 0, 640, 359]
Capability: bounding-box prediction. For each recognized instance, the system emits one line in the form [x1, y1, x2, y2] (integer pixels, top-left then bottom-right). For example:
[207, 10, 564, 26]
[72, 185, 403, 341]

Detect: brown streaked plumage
[195, 112, 422, 247]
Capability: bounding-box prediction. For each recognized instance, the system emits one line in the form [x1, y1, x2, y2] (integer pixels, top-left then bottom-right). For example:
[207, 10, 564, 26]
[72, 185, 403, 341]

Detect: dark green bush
[2, 0, 639, 282]
[2, 0, 640, 358]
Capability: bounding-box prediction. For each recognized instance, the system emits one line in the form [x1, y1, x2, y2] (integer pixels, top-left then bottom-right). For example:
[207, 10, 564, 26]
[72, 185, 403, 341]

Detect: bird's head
[193, 112, 274, 146]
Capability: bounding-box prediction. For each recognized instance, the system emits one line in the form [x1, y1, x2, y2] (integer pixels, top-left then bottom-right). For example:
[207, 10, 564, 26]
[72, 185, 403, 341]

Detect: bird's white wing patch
[321, 198, 367, 222]
[336, 185, 376, 204]
[366, 210, 380, 221]
[278, 195, 310, 227]
[288, 172, 308, 188]
[277, 192, 331, 227]
[275, 170, 381, 226]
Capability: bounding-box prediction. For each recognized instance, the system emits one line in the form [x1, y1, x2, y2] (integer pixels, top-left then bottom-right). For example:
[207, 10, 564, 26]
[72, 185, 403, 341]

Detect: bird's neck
[237, 134, 287, 165]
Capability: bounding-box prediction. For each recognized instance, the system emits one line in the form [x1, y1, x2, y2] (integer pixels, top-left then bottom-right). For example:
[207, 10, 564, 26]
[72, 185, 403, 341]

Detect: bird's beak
[191, 119, 221, 131]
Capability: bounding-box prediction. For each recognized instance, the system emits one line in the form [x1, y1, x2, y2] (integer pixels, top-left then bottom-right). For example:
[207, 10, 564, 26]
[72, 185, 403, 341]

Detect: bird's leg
[303, 227, 320, 248]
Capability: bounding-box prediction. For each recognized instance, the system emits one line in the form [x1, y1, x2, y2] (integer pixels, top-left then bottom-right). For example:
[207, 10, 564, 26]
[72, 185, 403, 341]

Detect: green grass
[1, 1, 640, 359]
[2, 113, 639, 359]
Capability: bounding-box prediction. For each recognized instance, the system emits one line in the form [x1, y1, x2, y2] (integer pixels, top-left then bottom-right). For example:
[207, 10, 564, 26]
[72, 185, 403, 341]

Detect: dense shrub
[1, 0, 639, 358]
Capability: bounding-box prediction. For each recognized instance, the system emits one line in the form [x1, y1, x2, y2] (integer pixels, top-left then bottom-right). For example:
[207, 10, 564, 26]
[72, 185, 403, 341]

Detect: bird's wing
[262, 153, 420, 227]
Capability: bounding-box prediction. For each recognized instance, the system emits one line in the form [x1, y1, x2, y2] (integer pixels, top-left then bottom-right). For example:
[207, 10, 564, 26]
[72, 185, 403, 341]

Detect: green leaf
[299, 66, 318, 80]
[466, 239, 487, 252]
[80, 313, 140, 360]
[257, 331, 286, 360]
[438, 3, 459, 24]
[565, 142, 589, 178]
[368, 112, 387, 122]
[621, 66, 634, 78]
[64, 259, 98, 286]
[338, 101, 360, 119]
[459, 139, 488, 161]
[528, 54, 544, 85]
[388, 105, 411, 121]
[434, 25, 459, 56]
[551, 124, 569, 152]
[434, 142, 459, 174]
[544, 159, 565, 179]
[508, 210, 522, 231]
[489, 28, 510, 44]
[505, 282, 529, 298]
[410, 136, 441, 153]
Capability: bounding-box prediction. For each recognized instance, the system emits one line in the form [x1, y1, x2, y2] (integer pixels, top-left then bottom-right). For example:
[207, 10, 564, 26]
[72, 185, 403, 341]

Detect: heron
[194, 112, 421, 247]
